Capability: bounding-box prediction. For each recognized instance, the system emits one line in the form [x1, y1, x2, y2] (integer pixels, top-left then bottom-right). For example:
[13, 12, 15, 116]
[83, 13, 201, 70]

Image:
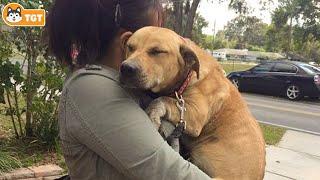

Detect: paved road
[242, 93, 320, 134]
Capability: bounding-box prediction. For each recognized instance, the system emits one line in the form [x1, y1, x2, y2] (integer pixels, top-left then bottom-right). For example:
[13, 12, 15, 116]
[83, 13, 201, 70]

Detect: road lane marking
[259, 121, 320, 136]
[248, 102, 320, 117]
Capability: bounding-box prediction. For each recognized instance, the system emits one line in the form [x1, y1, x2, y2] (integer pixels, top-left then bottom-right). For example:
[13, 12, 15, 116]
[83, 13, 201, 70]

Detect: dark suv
[227, 61, 320, 100]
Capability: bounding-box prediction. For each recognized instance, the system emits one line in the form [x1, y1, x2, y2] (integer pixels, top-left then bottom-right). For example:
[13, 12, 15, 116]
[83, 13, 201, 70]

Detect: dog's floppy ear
[180, 45, 200, 79]
[120, 31, 133, 59]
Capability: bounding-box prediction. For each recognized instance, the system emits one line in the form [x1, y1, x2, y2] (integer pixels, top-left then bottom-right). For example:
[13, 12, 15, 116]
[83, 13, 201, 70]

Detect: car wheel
[286, 84, 302, 100]
[231, 77, 240, 89]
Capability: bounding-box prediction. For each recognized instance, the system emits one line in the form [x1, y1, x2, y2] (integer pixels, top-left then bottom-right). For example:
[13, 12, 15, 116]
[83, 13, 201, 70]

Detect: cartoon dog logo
[2, 3, 46, 27]
[6, 7, 22, 23]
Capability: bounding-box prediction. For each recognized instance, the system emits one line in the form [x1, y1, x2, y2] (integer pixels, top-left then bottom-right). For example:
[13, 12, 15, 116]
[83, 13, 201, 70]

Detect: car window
[300, 64, 320, 74]
[252, 63, 274, 72]
[272, 63, 297, 73]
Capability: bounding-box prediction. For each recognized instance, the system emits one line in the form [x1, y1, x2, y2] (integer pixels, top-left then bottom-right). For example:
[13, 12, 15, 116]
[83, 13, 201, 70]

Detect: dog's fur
[120, 27, 266, 180]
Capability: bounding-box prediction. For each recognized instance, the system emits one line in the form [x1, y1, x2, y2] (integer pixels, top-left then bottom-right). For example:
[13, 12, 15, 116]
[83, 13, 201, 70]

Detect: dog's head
[119, 27, 200, 93]
[6, 7, 22, 23]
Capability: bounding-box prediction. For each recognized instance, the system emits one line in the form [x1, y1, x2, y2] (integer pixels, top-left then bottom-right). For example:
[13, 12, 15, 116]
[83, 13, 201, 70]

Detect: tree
[164, 0, 254, 39]
[223, 15, 268, 49]
[210, 31, 237, 50]
[192, 14, 209, 46]
[263, 0, 319, 63]
[1, 0, 62, 141]
[184, 0, 201, 38]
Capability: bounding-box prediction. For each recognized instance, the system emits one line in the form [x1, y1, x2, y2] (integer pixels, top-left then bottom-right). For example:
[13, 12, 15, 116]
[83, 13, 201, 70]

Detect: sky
[198, 0, 279, 35]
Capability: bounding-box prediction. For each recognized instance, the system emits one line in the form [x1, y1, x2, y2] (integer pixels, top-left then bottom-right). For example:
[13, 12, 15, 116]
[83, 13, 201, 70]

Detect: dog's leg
[146, 94, 209, 137]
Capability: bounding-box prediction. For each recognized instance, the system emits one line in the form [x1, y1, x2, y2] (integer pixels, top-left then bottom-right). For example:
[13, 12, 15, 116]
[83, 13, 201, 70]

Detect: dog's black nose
[120, 63, 139, 77]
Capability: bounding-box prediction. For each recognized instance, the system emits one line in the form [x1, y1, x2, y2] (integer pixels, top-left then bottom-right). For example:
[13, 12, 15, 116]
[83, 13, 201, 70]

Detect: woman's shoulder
[64, 66, 130, 104]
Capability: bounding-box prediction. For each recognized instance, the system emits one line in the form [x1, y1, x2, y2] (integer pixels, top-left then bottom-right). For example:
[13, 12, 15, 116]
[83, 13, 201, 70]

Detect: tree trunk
[173, 0, 184, 35]
[13, 85, 23, 136]
[25, 52, 33, 137]
[6, 90, 19, 139]
[25, 45, 37, 137]
[184, 0, 201, 38]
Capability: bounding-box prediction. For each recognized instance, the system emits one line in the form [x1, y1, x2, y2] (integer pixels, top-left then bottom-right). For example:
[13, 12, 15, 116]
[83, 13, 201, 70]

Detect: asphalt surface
[242, 93, 320, 134]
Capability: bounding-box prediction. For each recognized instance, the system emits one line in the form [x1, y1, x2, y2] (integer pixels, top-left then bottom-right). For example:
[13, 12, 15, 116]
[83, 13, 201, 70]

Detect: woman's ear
[120, 31, 133, 52]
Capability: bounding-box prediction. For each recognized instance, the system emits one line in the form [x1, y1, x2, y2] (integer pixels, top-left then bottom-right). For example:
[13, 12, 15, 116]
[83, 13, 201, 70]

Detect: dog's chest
[124, 89, 152, 109]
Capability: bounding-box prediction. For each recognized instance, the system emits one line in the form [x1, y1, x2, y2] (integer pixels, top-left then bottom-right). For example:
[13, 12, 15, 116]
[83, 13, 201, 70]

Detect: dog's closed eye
[148, 48, 168, 56]
[126, 44, 135, 53]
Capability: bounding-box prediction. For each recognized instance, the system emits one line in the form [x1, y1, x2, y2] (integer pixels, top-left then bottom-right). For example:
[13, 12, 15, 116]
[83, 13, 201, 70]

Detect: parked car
[227, 61, 320, 100]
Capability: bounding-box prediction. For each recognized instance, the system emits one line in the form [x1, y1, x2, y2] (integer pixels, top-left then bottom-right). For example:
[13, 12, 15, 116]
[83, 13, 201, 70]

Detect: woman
[46, 0, 212, 179]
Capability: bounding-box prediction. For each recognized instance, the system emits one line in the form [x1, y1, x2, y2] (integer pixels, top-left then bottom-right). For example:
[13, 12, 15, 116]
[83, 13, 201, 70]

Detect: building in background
[211, 48, 285, 62]
[212, 51, 227, 61]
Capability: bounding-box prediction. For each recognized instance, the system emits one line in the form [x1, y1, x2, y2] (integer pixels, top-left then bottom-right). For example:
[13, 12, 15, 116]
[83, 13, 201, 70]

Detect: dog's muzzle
[119, 62, 146, 88]
[120, 62, 139, 78]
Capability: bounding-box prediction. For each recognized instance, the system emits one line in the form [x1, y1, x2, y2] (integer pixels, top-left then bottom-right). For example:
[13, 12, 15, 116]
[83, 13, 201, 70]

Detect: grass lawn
[260, 124, 286, 145]
[0, 104, 66, 174]
[220, 62, 255, 74]
[0, 137, 66, 174]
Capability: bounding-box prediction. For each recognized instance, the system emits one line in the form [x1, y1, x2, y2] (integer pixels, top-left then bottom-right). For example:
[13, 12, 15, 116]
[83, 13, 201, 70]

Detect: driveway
[242, 93, 320, 134]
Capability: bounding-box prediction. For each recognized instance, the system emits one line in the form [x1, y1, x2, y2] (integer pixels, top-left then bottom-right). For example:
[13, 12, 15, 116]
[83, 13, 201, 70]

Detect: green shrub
[0, 151, 22, 174]
[29, 60, 65, 149]
[31, 96, 60, 149]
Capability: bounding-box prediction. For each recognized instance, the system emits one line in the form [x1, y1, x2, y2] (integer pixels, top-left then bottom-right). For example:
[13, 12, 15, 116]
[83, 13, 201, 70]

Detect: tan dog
[120, 27, 266, 180]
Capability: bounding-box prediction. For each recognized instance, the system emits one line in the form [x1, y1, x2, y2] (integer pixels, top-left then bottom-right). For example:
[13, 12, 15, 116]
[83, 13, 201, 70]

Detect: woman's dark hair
[46, 0, 162, 68]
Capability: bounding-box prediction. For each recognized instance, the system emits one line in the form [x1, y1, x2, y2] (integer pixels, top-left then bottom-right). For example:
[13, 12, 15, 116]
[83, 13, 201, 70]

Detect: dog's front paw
[146, 98, 167, 130]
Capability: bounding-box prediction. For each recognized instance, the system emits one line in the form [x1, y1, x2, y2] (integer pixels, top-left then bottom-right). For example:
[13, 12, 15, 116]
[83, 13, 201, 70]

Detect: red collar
[172, 71, 193, 96]
[146, 71, 194, 99]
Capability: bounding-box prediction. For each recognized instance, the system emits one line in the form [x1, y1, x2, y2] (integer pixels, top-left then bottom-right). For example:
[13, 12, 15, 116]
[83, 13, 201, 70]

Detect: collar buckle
[175, 91, 187, 131]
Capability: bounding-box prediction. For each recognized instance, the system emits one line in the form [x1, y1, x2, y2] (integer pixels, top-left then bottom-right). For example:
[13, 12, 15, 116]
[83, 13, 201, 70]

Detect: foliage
[0, 56, 65, 147]
[0, 137, 66, 173]
[228, 0, 249, 14]
[1, 0, 55, 137]
[163, 0, 260, 38]
[0, 151, 22, 174]
[208, 15, 268, 51]
[265, 0, 320, 62]
[192, 14, 210, 47]
[0, 0, 64, 148]
[0, 60, 25, 139]
[212, 31, 238, 50]
[296, 34, 320, 63]
[30, 59, 64, 148]
[163, 0, 201, 37]
[223, 15, 268, 49]
[210, 0, 320, 63]
[0, 31, 13, 104]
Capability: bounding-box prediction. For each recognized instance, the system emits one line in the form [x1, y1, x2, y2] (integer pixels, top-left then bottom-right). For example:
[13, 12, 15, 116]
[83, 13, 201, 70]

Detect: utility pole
[212, 19, 216, 50]
[213, 19, 216, 38]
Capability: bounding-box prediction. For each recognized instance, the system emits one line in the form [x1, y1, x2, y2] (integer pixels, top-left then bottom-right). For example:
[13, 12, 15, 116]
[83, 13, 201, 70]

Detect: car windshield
[300, 64, 320, 74]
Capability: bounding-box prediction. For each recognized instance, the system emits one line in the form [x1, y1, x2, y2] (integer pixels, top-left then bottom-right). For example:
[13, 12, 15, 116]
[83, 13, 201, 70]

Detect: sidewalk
[264, 130, 320, 180]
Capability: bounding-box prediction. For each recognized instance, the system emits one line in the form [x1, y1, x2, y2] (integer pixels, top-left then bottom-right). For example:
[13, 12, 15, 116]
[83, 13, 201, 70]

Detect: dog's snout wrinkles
[120, 63, 139, 77]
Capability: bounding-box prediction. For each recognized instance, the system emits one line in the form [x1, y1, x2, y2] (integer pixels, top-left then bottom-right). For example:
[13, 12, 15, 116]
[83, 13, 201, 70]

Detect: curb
[0, 164, 63, 180]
